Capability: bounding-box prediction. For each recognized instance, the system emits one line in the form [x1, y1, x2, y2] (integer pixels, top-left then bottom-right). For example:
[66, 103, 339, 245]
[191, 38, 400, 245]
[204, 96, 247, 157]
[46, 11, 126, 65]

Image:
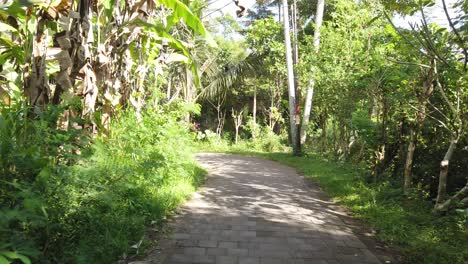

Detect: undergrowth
[0, 104, 205, 263]
[193, 127, 290, 153]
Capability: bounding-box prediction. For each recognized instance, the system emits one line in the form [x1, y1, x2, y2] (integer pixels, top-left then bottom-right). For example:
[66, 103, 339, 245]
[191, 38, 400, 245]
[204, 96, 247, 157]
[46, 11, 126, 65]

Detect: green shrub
[0, 104, 205, 263]
[195, 124, 288, 153]
[251, 127, 285, 152]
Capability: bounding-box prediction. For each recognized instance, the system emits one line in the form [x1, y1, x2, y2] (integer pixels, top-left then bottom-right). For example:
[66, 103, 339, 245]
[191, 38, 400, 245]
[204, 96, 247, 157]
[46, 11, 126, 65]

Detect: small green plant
[247, 126, 286, 152]
[0, 250, 31, 264]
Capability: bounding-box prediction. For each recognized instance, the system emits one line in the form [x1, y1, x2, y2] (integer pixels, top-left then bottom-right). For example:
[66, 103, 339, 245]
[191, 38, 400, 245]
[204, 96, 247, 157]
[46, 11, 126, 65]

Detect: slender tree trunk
[403, 59, 435, 192]
[374, 96, 388, 178]
[432, 65, 464, 210]
[404, 127, 417, 191]
[292, 0, 301, 153]
[216, 104, 222, 136]
[185, 67, 193, 123]
[300, 0, 325, 144]
[281, 0, 299, 155]
[435, 136, 458, 207]
[233, 109, 243, 144]
[213, 92, 226, 137]
[253, 88, 257, 138]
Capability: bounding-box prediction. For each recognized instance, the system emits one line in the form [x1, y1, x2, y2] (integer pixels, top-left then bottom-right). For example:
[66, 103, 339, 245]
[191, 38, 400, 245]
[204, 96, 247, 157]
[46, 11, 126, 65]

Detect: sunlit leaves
[0, 251, 31, 264]
[383, 0, 436, 15]
[0, 21, 17, 32]
[166, 52, 189, 63]
[156, 0, 216, 46]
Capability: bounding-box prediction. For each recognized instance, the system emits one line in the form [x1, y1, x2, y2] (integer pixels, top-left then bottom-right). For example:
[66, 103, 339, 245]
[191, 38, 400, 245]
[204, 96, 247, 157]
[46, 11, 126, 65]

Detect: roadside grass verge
[1, 107, 206, 263]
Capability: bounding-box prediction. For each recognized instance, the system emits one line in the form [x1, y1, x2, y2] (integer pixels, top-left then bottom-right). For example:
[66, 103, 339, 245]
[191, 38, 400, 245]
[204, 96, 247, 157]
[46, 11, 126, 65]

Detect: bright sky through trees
[205, 0, 461, 29]
[393, 0, 461, 28]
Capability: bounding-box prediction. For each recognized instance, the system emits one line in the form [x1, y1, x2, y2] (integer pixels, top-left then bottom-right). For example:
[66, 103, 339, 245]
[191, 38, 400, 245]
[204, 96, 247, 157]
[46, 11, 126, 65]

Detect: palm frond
[198, 59, 254, 99]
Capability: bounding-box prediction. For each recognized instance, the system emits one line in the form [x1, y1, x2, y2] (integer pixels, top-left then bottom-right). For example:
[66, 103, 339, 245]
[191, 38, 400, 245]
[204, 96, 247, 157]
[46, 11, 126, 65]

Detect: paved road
[140, 153, 386, 264]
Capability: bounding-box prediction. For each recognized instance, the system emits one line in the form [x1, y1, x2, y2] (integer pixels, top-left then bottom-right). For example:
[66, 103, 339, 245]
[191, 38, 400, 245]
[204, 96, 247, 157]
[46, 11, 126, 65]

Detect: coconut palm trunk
[300, 0, 325, 144]
[281, 0, 299, 155]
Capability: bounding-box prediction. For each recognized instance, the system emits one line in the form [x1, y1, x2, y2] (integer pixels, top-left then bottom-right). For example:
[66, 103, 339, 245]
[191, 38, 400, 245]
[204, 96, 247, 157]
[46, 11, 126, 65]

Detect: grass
[196, 143, 467, 264]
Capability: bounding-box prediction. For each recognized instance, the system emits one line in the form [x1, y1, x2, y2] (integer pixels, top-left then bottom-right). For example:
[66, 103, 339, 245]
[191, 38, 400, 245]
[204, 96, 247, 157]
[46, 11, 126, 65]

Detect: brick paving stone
[170, 254, 192, 263]
[198, 240, 218, 248]
[219, 241, 238, 249]
[175, 239, 198, 247]
[238, 257, 260, 264]
[183, 247, 206, 256]
[249, 248, 291, 258]
[259, 257, 285, 264]
[237, 242, 259, 251]
[206, 248, 228, 256]
[292, 259, 328, 264]
[172, 233, 191, 240]
[191, 255, 216, 264]
[216, 256, 237, 264]
[238, 231, 256, 238]
[140, 154, 386, 264]
[227, 248, 249, 256]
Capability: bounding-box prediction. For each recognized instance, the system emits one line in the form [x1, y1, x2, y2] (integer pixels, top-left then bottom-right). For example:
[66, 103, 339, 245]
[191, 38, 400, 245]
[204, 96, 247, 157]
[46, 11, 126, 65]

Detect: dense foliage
[1, 103, 204, 263]
[1, 0, 467, 263]
[0, 0, 209, 263]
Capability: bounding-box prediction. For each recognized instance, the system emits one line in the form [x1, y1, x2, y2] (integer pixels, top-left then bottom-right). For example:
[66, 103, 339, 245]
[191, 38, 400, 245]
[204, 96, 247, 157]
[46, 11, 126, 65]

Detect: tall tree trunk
[403, 94, 429, 192]
[27, 16, 49, 111]
[292, 0, 301, 153]
[434, 135, 458, 207]
[431, 65, 465, 211]
[252, 88, 257, 138]
[373, 95, 388, 178]
[403, 59, 435, 192]
[281, 0, 299, 155]
[73, 0, 98, 119]
[300, 0, 325, 144]
[54, 29, 75, 131]
[185, 66, 194, 123]
[404, 127, 416, 191]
